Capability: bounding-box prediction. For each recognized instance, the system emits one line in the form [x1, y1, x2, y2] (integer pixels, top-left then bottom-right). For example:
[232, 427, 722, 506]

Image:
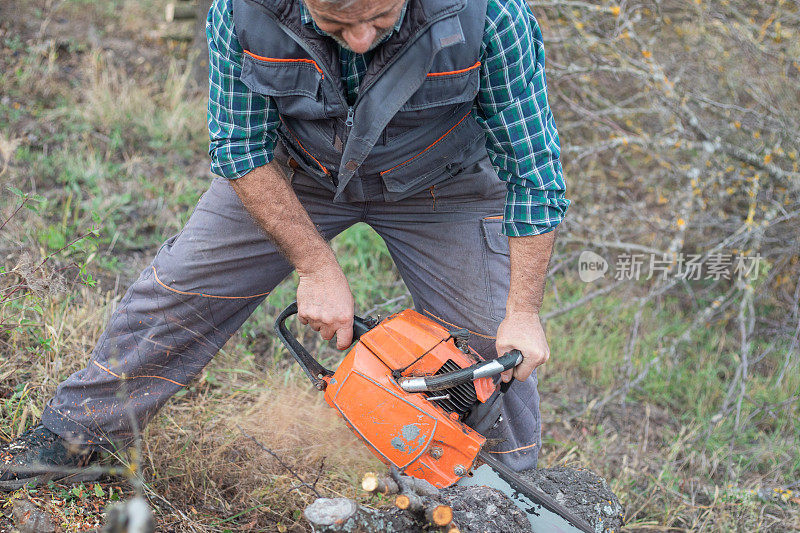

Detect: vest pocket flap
[481, 217, 510, 256]
[400, 64, 480, 112]
[380, 109, 480, 191]
[240, 53, 322, 98]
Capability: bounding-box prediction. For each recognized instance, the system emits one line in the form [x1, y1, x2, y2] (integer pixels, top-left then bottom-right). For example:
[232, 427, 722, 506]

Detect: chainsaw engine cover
[323, 310, 494, 488]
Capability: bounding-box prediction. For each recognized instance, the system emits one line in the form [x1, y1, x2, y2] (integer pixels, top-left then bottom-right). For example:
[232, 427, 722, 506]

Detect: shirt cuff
[209, 140, 275, 180]
[502, 189, 570, 237]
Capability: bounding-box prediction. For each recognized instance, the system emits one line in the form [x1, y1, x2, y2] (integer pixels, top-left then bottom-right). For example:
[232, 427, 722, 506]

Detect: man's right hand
[296, 259, 355, 350]
[230, 162, 356, 350]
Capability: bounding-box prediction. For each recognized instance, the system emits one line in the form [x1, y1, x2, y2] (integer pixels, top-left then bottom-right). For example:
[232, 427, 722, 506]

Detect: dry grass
[78, 51, 205, 148]
[142, 376, 381, 530]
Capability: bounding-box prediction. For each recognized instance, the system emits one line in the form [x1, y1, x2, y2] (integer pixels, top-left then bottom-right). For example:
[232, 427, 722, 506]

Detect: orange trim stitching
[279, 117, 330, 175]
[423, 309, 496, 339]
[380, 110, 472, 176]
[243, 49, 324, 78]
[486, 442, 538, 454]
[426, 60, 481, 77]
[93, 360, 187, 388]
[484, 215, 503, 220]
[152, 266, 269, 300]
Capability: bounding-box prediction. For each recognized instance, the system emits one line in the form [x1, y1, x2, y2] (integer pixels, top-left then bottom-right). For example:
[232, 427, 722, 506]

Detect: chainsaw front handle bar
[274, 302, 374, 390]
[398, 350, 523, 393]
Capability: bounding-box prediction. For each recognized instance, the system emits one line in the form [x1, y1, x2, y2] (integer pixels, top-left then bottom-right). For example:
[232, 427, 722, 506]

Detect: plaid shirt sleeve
[475, 0, 570, 237]
[207, 0, 279, 179]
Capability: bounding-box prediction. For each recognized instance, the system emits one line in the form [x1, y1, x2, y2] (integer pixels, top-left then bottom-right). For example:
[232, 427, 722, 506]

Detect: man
[1, 0, 567, 488]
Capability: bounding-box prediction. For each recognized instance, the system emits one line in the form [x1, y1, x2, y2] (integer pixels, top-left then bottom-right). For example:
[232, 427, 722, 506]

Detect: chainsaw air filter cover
[321, 309, 495, 488]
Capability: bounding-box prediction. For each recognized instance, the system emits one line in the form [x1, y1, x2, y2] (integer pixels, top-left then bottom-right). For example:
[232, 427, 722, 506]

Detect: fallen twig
[237, 424, 322, 498]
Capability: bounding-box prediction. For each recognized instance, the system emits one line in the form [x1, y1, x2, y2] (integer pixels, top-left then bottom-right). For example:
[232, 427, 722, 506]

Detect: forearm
[230, 160, 334, 274]
[506, 230, 556, 315]
[496, 230, 556, 381]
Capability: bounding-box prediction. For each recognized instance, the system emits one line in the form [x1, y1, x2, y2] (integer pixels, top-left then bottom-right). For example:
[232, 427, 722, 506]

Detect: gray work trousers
[41, 155, 542, 471]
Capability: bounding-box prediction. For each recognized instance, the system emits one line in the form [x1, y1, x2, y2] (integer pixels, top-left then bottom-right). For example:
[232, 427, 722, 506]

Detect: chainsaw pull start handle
[398, 350, 523, 392]
[274, 302, 373, 390]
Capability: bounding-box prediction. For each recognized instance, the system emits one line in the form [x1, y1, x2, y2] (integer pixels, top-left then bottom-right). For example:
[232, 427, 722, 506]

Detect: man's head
[304, 0, 406, 54]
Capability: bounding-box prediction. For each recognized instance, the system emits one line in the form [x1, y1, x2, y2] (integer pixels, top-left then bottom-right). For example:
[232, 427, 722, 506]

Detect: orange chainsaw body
[321, 309, 495, 488]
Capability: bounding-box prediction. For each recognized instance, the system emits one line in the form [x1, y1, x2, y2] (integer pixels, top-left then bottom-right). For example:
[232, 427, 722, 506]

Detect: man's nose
[342, 24, 377, 54]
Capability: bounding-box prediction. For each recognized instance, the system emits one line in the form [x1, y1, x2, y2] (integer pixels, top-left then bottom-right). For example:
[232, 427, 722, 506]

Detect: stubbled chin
[331, 26, 394, 53]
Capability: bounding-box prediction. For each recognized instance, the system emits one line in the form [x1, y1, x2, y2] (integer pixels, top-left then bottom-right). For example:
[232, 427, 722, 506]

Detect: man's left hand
[495, 311, 550, 383]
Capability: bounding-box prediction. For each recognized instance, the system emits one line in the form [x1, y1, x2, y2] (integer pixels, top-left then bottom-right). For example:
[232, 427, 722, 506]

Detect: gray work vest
[232, 0, 489, 202]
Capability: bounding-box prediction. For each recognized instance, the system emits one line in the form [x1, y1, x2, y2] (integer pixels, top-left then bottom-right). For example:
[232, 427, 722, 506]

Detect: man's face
[304, 0, 406, 54]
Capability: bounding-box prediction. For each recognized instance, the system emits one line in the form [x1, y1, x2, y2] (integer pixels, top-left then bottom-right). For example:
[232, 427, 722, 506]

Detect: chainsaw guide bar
[459, 452, 594, 533]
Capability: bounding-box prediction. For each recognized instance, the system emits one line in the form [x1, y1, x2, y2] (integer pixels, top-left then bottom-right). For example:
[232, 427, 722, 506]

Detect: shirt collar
[299, 1, 407, 41]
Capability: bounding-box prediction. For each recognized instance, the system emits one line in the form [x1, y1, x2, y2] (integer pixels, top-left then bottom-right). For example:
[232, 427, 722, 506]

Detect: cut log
[394, 492, 422, 512]
[406, 477, 439, 497]
[158, 29, 193, 42]
[362, 472, 399, 495]
[386, 467, 438, 497]
[165, 2, 196, 22]
[425, 504, 453, 526]
[304, 498, 419, 533]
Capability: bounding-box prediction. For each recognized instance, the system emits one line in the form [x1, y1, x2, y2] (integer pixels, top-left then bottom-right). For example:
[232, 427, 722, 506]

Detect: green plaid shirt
[207, 0, 568, 236]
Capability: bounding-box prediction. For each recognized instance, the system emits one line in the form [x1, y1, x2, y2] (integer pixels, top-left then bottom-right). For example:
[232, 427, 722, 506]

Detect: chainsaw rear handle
[274, 302, 373, 390]
[398, 350, 523, 393]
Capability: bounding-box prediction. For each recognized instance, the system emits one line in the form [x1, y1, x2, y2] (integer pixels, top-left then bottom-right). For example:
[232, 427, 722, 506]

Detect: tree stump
[308, 465, 624, 533]
[519, 467, 625, 532]
[438, 485, 532, 533]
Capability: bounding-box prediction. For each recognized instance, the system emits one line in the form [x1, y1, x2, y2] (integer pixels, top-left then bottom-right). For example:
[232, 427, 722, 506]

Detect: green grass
[541, 276, 798, 529]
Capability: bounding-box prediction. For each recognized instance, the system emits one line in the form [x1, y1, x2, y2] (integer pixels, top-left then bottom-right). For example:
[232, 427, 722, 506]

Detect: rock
[519, 467, 624, 533]
[11, 500, 56, 533]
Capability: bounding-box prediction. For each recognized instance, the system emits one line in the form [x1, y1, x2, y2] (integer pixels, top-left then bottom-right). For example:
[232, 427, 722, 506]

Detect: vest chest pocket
[240, 52, 326, 119]
[399, 61, 481, 113]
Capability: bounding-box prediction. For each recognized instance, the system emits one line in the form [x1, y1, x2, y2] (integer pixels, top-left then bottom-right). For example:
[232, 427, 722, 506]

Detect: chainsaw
[275, 302, 593, 532]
